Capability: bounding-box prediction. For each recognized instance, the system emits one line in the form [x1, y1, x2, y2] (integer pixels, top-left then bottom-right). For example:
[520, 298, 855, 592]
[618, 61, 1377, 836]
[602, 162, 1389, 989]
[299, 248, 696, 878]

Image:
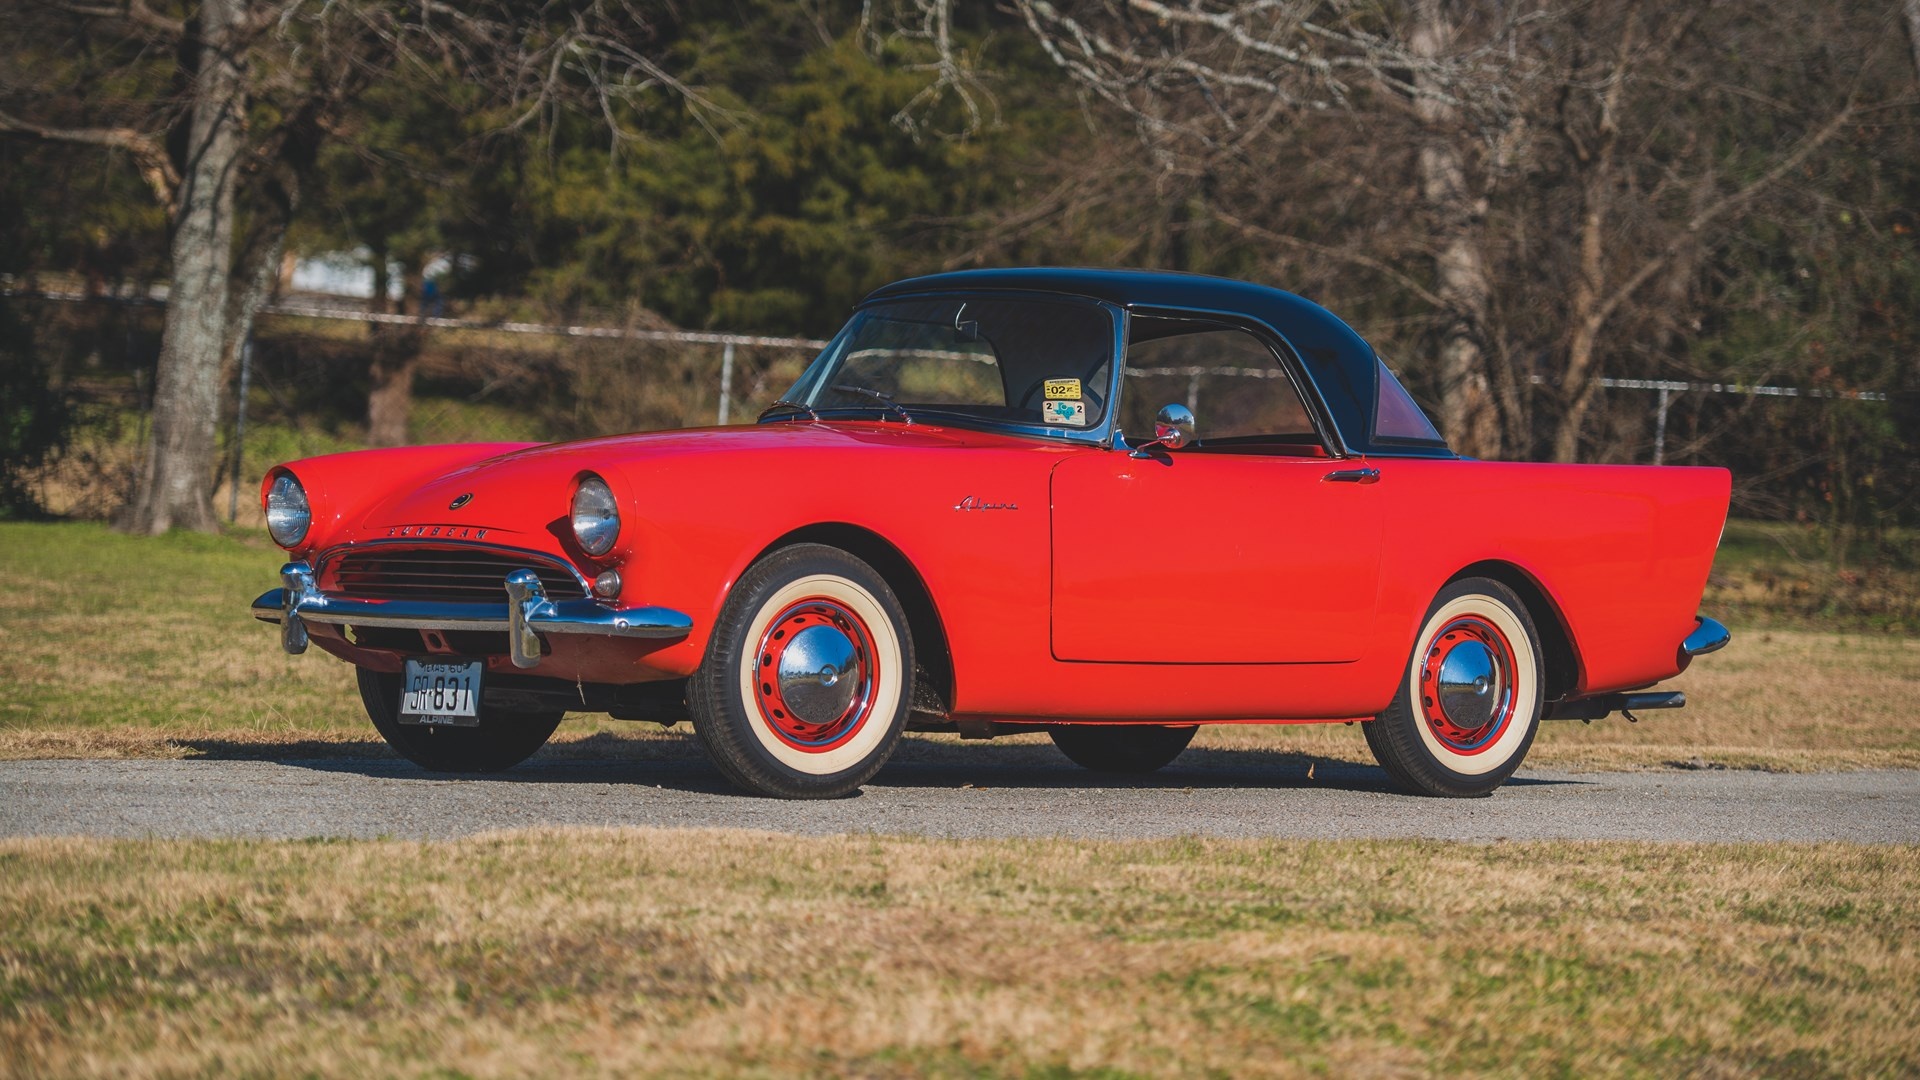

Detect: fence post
[717, 341, 735, 425]
[1653, 384, 1673, 466]
[1186, 369, 1201, 414]
[228, 334, 253, 524]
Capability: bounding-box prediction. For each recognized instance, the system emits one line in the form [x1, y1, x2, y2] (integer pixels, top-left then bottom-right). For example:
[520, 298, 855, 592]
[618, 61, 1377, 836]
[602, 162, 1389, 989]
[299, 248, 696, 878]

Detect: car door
[1050, 452, 1382, 663]
[1049, 315, 1383, 664]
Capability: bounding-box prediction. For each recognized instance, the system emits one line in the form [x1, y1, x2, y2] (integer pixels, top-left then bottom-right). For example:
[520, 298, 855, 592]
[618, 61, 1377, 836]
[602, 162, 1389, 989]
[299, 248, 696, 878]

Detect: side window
[1123, 319, 1321, 452]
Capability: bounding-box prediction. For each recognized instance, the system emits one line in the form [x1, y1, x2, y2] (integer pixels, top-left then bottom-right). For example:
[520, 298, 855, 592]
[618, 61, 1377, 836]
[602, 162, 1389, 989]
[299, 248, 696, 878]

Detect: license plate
[398, 660, 483, 726]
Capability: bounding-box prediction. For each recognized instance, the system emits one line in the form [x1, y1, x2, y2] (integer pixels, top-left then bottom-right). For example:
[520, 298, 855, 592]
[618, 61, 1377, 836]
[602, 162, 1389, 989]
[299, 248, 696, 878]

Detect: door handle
[1323, 467, 1380, 484]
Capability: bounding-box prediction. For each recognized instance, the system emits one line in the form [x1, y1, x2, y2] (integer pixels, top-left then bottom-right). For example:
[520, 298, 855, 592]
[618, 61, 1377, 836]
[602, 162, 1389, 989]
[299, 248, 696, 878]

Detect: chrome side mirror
[1131, 403, 1196, 457]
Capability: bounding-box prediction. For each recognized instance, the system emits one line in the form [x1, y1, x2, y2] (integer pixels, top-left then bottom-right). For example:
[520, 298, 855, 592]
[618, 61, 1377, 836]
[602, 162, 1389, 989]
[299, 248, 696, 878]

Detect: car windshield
[773, 296, 1114, 435]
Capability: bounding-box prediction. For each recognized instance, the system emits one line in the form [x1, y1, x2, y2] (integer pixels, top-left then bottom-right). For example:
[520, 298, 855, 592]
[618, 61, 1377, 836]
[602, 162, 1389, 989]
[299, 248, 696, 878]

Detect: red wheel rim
[1417, 615, 1517, 754]
[752, 597, 880, 753]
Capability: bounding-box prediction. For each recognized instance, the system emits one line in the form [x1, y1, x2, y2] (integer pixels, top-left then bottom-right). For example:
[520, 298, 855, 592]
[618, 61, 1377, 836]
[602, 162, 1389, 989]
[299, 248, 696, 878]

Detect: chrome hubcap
[1419, 615, 1517, 753]
[1435, 639, 1501, 732]
[776, 624, 862, 727]
[753, 596, 881, 752]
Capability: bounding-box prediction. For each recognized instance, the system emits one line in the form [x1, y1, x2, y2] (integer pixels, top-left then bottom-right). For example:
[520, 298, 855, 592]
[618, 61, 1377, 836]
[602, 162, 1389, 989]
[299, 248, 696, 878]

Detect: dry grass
[1, 831, 1914, 1078]
[4, 527, 1915, 1077]
[1706, 520, 1920, 633]
[1199, 628, 1920, 773]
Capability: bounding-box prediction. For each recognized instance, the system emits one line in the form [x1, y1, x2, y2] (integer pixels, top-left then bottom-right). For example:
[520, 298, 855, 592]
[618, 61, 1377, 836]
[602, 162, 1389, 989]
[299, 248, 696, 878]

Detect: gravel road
[2, 737, 1915, 842]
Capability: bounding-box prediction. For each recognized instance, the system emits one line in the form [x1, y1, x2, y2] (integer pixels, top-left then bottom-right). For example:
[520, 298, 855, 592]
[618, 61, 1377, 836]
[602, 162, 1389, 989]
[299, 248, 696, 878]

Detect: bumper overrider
[252, 562, 693, 669]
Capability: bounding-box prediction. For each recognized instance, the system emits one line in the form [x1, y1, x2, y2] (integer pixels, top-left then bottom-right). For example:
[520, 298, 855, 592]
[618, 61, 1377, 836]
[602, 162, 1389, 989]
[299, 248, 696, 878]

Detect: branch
[49, 0, 184, 36]
[376, 1, 743, 145]
[1587, 101, 1858, 333]
[1013, 0, 1328, 150]
[1114, 0, 1469, 106]
[1211, 206, 1450, 310]
[0, 110, 178, 206]
[884, 0, 996, 140]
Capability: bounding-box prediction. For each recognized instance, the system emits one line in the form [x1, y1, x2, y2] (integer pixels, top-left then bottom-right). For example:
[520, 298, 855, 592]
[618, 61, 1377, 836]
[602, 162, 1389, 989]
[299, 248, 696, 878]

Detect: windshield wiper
[830, 384, 914, 425]
[759, 398, 819, 422]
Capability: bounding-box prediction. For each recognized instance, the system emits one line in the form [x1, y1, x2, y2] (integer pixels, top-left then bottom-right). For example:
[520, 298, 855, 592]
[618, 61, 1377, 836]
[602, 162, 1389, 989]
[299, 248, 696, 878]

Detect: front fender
[263, 443, 539, 558]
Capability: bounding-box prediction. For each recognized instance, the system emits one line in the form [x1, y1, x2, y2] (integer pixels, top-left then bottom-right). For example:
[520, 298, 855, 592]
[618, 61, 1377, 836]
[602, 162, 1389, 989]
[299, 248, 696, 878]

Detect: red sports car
[252, 268, 1731, 798]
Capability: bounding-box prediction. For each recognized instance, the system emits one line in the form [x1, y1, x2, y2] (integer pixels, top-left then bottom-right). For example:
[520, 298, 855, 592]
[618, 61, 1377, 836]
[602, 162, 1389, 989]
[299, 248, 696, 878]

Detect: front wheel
[358, 667, 564, 773]
[1049, 725, 1196, 774]
[688, 544, 914, 799]
[1363, 577, 1544, 797]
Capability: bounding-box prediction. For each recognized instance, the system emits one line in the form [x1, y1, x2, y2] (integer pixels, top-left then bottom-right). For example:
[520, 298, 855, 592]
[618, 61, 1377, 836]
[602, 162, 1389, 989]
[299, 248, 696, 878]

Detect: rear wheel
[1049, 725, 1197, 774]
[1363, 577, 1544, 797]
[357, 667, 564, 773]
[689, 544, 913, 799]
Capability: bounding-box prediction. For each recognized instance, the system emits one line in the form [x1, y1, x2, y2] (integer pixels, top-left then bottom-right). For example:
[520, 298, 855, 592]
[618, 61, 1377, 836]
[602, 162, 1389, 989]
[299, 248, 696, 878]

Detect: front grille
[325, 546, 587, 603]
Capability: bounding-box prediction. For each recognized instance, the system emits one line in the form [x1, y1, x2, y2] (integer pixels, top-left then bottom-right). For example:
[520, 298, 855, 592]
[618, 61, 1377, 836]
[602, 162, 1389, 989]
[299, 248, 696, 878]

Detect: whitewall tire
[689, 544, 913, 798]
[1363, 577, 1544, 797]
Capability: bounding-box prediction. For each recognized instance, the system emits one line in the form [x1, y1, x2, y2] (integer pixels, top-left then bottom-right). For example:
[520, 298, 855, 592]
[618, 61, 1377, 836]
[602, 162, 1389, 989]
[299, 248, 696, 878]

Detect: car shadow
[175, 731, 1583, 797]
[869, 742, 1578, 793]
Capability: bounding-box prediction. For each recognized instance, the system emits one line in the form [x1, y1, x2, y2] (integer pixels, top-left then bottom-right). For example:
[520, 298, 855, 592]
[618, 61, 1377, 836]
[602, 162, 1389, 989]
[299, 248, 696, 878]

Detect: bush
[0, 300, 71, 518]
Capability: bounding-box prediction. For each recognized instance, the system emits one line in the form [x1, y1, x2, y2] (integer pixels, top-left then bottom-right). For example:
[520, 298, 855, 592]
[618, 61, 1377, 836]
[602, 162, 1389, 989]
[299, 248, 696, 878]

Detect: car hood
[345, 421, 1064, 546]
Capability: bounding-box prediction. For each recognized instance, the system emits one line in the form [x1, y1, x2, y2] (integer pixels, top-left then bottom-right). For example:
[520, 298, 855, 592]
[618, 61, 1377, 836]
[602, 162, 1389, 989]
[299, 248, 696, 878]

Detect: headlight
[570, 476, 620, 556]
[265, 473, 311, 549]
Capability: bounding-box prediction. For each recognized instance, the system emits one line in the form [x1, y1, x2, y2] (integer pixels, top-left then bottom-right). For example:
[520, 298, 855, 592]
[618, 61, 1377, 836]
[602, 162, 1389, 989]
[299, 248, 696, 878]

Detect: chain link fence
[2, 288, 1913, 534]
[1, 292, 824, 526]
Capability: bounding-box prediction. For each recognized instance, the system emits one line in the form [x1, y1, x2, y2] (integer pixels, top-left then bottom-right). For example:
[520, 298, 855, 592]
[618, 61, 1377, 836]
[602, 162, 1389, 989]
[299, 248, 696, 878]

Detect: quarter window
[1372, 357, 1446, 444]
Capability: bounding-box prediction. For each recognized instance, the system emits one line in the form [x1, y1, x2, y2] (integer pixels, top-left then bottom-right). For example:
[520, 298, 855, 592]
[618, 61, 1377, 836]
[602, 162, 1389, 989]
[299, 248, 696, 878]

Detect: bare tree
[1408, 0, 1500, 457]
[1009, 0, 1875, 462]
[1013, 0, 1519, 457]
[0, 0, 712, 532]
[1523, 6, 1865, 460]
[4, 1, 254, 531]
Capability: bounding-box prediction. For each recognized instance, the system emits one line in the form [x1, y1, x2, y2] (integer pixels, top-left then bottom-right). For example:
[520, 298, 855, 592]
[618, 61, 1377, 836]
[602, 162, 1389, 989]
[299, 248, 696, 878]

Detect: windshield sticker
[1043, 378, 1082, 400]
[1043, 400, 1087, 426]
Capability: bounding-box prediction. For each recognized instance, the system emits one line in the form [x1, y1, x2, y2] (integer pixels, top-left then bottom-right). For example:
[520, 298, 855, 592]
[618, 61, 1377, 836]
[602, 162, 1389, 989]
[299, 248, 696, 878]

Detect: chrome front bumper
[252, 562, 692, 669]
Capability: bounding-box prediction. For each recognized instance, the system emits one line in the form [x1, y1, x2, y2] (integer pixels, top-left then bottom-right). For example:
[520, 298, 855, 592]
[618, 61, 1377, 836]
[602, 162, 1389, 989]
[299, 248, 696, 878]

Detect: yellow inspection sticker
[1044, 378, 1082, 400]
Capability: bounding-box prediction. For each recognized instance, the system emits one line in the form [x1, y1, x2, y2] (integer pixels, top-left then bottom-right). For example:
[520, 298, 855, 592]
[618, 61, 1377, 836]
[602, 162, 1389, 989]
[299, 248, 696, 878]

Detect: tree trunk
[1552, 182, 1611, 464]
[365, 354, 417, 447]
[1905, 0, 1920, 85]
[366, 258, 423, 447]
[122, 0, 245, 534]
[1554, 318, 1604, 463]
[223, 164, 303, 383]
[1551, 44, 1628, 464]
[1411, 0, 1500, 459]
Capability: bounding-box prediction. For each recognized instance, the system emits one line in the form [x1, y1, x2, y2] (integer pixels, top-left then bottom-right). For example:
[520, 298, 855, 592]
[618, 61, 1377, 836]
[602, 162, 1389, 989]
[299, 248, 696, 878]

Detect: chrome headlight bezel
[265, 472, 311, 549]
[570, 475, 620, 557]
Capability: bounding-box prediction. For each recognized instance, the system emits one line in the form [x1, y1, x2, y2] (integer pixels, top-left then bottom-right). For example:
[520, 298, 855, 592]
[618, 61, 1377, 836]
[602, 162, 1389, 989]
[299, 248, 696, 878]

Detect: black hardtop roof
[863, 267, 1449, 457]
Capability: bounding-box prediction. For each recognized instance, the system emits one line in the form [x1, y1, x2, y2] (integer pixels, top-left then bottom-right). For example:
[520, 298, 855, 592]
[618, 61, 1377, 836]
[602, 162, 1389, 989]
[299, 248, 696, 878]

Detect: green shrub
[0, 300, 71, 518]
